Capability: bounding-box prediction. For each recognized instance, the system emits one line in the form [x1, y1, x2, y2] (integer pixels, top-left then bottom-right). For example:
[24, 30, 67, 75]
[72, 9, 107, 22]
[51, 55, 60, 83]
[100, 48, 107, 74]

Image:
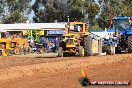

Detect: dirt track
[0, 54, 131, 88]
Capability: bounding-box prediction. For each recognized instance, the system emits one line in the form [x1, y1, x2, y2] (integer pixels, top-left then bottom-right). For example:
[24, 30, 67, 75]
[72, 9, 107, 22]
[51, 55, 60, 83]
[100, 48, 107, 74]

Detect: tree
[3, 10, 27, 23]
[32, 0, 63, 23]
[97, 0, 132, 29]
[1, 0, 31, 23]
[32, 0, 99, 23]
[68, 0, 99, 22]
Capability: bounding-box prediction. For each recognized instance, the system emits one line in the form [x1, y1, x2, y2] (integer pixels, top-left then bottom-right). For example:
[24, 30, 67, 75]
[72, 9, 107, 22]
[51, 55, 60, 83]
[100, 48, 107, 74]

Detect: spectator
[55, 37, 59, 50]
[45, 38, 49, 51]
[41, 37, 45, 47]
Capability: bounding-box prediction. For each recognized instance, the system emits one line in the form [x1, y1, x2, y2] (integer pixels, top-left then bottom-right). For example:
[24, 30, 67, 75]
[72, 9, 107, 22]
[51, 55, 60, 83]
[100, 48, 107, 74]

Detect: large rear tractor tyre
[84, 36, 93, 56]
[58, 47, 63, 57]
[127, 36, 132, 53]
[13, 47, 22, 55]
[78, 46, 84, 57]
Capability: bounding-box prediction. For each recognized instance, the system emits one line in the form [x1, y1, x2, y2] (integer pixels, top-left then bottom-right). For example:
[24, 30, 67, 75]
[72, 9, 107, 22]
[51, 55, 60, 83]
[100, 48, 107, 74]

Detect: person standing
[55, 37, 59, 51]
[45, 38, 49, 52]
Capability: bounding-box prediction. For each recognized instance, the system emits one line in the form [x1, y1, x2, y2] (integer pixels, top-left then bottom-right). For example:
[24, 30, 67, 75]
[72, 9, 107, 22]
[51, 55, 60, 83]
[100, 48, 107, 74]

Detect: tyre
[58, 47, 63, 57]
[115, 46, 121, 54]
[2, 49, 8, 57]
[84, 35, 93, 56]
[127, 36, 132, 53]
[78, 46, 84, 57]
[13, 47, 22, 55]
[6, 49, 13, 56]
[23, 48, 27, 55]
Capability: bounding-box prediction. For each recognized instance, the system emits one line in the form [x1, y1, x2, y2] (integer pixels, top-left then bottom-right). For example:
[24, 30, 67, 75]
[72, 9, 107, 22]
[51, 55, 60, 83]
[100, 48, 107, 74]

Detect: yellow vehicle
[58, 22, 92, 57]
[0, 34, 28, 56]
[0, 38, 13, 56]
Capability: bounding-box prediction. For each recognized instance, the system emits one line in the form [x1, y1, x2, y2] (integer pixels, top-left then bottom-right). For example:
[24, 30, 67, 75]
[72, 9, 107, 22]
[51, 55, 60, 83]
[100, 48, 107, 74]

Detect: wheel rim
[14, 48, 20, 55]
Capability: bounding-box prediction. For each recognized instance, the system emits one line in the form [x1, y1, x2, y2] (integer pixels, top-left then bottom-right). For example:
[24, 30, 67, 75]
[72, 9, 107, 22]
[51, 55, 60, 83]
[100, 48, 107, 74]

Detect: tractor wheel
[23, 48, 27, 55]
[6, 49, 13, 56]
[107, 45, 115, 55]
[84, 35, 92, 56]
[78, 46, 84, 57]
[58, 47, 63, 57]
[2, 49, 8, 57]
[127, 36, 132, 53]
[115, 46, 121, 54]
[13, 47, 22, 55]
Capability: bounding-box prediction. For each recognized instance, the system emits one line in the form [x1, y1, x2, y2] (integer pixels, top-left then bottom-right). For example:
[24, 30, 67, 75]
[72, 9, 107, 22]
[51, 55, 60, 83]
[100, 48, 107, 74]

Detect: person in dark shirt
[55, 37, 59, 50]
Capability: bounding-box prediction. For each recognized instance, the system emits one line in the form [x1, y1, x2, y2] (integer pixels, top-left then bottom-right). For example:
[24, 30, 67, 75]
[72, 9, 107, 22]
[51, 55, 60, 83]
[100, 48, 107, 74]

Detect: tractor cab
[65, 22, 89, 35]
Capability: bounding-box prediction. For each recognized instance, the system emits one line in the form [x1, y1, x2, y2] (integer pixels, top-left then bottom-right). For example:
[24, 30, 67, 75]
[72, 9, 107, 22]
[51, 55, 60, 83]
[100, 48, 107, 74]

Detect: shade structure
[0, 23, 67, 31]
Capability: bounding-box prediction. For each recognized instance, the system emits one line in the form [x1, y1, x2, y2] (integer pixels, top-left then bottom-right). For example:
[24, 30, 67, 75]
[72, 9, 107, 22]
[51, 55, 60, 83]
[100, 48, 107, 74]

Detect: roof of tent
[0, 23, 67, 32]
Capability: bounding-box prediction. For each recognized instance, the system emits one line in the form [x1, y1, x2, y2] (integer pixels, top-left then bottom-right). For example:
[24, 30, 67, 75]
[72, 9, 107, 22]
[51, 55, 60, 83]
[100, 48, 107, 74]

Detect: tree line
[0, 0, 132, 29]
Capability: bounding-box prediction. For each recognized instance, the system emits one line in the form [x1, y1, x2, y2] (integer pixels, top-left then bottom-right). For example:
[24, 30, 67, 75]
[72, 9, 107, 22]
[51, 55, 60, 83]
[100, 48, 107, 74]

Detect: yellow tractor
[0, 34, 28, 56]
[58, 22, 93, 57]
[0, 38, 13, 56]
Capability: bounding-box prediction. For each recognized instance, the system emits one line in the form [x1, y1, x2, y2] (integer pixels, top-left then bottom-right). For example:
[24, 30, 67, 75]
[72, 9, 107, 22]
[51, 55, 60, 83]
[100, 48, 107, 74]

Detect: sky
[28, 0, 36, 22]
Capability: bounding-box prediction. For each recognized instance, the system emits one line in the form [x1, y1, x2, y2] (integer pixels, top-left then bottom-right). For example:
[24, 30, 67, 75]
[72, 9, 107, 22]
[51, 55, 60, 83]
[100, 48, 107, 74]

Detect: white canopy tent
[0, 23, 67, 32]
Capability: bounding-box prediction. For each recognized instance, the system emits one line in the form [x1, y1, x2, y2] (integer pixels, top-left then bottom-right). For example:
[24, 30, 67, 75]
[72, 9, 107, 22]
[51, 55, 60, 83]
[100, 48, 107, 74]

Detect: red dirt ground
[0, 54, 131, 88]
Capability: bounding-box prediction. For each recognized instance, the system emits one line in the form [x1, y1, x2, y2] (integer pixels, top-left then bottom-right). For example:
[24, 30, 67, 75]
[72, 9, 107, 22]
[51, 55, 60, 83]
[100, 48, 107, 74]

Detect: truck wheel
[13, 47, 22, 55]
[58, 47, 63, 57]
[78, 46, 84, 57]
[127, 36, 132, 53]
[84, 36, 92, 56]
